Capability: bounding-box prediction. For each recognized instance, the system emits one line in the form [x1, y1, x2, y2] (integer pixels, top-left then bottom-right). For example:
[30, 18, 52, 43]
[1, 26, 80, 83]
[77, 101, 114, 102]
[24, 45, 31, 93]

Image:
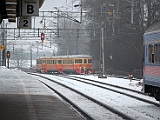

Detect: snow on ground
[1, 66, 159, 119]
[39, 73, 159, 120]
[72, 74, 143, 91]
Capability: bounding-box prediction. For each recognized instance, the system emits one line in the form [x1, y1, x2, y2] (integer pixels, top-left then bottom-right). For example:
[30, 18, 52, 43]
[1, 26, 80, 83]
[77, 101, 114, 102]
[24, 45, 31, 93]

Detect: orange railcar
[36, 55, 94, 74]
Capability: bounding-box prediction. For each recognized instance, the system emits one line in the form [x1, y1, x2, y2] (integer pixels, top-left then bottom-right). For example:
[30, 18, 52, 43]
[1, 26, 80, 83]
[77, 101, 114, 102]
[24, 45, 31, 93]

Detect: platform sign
[22, 0, 39, 16]
[19, 16, 32, 29]
[0, 45, 4, 51]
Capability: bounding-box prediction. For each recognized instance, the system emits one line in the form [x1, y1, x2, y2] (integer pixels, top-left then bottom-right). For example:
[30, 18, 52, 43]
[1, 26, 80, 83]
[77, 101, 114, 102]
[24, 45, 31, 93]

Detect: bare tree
[83, 0, 160, 74]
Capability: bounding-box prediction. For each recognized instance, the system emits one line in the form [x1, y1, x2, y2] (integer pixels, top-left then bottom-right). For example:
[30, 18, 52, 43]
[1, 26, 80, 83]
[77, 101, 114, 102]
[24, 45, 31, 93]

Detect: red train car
[36, 55, 94, 74]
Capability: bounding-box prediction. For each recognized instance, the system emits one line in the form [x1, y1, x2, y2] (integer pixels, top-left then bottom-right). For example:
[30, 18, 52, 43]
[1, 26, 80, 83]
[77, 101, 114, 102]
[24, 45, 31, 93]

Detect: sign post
[19, 16, 32, 29]
[0, 45, 4, 51]
[19, 0, 39, 29]
[22, 0, 39, 16]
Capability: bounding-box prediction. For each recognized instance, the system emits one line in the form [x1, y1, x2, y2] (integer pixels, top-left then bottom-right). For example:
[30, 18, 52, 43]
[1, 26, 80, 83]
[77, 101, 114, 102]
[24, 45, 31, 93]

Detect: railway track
[69, 75, 142, 94]
[29, 73, 160, 120]
[29, 73, 134, 120]
[61, 75, 160, 107]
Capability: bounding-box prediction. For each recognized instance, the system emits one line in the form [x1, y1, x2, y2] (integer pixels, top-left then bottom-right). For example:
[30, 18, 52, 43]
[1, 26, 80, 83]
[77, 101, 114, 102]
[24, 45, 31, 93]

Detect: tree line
[82, 0, 160, 75]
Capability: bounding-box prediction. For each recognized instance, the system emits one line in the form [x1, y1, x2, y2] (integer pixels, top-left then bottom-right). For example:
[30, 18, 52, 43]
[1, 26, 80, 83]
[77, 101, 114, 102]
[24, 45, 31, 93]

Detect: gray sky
[40, 0, 77, 10]
[5, 0, 81, 50]
[4, 0, 80, 46]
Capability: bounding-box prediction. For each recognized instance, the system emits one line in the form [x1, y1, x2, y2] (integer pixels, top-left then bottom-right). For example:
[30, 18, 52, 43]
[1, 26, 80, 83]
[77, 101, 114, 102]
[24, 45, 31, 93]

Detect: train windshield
[42, 60, 46, 64]
[88, 59, 92, 63]
[55, 60, 62, 64]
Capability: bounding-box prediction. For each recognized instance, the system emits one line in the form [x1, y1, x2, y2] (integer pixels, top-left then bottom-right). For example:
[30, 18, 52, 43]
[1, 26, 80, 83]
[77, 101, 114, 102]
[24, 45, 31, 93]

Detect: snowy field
[72, 74, 143, 91]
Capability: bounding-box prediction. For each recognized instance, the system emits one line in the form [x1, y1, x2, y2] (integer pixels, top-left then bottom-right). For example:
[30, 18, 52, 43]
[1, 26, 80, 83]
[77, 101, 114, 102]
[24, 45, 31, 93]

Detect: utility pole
[1, 21, 6, 66]
[80, 0, 82, 23]
[131, 0, 134, 24]
[2, 31, 5, 66]
[98, 4, 107, 78]
[30, 45, 32, 68]
[77, 26, 79, 54]
[57, 9, 60, 37]
[101, 26, 105, 75]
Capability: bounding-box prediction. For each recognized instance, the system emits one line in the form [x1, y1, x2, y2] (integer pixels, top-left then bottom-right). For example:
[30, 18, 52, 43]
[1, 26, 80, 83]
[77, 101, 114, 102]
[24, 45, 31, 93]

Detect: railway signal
[41, 33, 45, 40]
[6, 51, 10, 59]
[6, 51, 10, 69]
[41, 33, 45, 44]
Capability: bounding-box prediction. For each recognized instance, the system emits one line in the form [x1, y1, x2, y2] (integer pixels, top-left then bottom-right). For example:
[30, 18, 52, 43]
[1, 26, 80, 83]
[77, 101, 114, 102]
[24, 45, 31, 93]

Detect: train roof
[37, 54, 92, 59]
[144, 21, 160, 35]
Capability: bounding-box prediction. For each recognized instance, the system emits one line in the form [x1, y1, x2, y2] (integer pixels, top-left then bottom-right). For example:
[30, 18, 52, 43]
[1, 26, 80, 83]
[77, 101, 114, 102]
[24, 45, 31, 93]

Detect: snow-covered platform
[0, 66, 83, 120]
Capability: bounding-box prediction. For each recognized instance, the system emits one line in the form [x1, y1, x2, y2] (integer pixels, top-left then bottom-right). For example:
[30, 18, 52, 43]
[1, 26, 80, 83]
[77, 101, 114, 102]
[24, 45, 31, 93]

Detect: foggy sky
[40, 0, 73, 10]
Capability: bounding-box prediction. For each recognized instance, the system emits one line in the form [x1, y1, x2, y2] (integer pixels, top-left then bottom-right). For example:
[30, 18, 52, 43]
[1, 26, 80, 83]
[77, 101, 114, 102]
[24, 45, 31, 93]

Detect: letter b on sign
[22, 0, 39, 16]
[27, 5, 34, 14]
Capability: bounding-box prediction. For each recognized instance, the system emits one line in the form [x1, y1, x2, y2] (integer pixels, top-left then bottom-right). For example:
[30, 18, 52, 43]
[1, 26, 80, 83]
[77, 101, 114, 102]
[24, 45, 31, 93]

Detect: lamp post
[30, 44, 33, 68]
[109, 3, 115, 74]
[26, 42, 34, 68]
[4, 22, 10, 66]
[0, 21, 9, 66]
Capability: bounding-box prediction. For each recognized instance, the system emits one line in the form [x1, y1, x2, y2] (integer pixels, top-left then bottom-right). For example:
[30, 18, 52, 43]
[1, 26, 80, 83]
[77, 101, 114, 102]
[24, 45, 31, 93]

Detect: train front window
[42, 60, 46, 64]
[79, 59, 82, 63]
[88, 59, 92, 63]
[56, 60, 62, 64]
[84, 59, 87, 63]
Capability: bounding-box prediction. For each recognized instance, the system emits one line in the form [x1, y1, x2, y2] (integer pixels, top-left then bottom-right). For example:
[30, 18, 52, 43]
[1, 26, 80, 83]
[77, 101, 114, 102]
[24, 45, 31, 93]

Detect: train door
[74, 58, 83, 74]
[55, 59, 62, 73]
[83, 58, 87, 73]
[83, 58, 92, 74]
[46, 59, 53, 73]
[88, 58, 94, 73]
[41, 59, 47, 73]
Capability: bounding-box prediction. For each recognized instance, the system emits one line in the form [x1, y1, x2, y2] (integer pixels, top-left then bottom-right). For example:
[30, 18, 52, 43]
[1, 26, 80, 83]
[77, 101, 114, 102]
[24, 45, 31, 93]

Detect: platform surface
[0, 67, 84, 120]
